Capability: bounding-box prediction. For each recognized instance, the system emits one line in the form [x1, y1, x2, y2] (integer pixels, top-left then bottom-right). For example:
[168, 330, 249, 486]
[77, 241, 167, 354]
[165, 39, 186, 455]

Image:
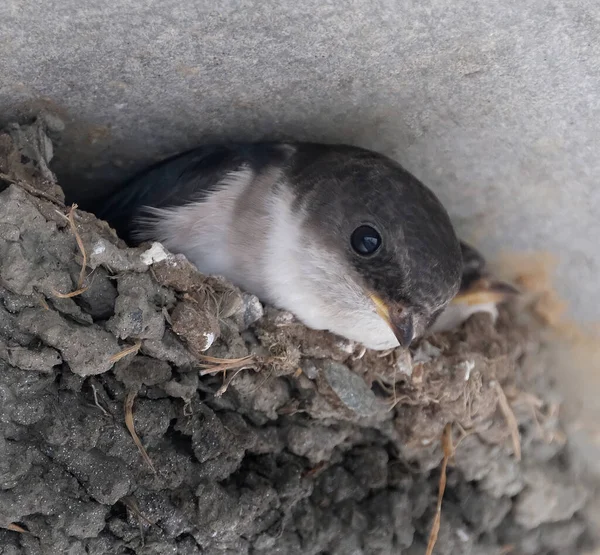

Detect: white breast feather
[134, 167, 254, 279]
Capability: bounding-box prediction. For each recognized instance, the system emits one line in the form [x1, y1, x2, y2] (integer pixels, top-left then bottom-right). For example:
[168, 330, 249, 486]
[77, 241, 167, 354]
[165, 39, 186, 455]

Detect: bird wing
[96, 142, 289, 243]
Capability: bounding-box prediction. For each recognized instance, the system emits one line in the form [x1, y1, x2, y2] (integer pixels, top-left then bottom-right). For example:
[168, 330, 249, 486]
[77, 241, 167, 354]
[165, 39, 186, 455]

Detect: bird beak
[369, 293, 414, 348]
[451, 277, 519, 306]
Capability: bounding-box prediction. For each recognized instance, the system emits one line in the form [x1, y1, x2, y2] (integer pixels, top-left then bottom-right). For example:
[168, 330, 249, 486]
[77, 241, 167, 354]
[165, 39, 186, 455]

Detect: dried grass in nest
[109, 341, 143, 364]
[425, 423, 454, 555]
[185, 278, 242, 323]
[494, 381, 522, 461]
[265, 342, 302, 376]
[125, 390, 157, 475]
[3, 523, 28, 534]
[197, 354, 256, 375]
[197, 354, 257, 395]
[52, 203, 90, 298]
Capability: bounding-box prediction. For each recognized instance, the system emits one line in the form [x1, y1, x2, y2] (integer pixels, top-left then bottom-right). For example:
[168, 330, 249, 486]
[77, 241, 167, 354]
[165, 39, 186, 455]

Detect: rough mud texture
[0, 119, 598, 555]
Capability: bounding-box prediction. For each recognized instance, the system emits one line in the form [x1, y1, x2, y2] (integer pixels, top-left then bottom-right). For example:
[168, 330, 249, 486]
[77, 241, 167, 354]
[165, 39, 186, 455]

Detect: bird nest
[0, 117, 596, 555]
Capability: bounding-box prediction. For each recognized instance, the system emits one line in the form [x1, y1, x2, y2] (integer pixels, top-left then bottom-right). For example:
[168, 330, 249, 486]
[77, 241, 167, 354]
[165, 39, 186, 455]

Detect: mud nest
[0, 118, 597, 555]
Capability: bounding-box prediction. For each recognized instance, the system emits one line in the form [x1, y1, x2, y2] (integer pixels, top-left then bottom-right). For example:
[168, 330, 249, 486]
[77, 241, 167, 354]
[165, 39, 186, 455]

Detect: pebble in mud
[170, 299, 220, 355]
[106, 273, 170, 340]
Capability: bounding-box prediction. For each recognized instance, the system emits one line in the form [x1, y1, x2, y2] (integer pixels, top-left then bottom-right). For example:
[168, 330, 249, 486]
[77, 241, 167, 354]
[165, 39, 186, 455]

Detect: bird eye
[351, 225, 382, 256]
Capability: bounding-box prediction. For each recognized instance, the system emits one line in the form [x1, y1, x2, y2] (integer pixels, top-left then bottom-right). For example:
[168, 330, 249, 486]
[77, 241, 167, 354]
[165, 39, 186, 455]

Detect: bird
[96, 142, 464, 351]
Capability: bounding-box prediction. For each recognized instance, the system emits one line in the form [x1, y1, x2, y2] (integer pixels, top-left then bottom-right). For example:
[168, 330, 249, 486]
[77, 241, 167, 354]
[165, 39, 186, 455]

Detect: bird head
[289, 144, 463, 349]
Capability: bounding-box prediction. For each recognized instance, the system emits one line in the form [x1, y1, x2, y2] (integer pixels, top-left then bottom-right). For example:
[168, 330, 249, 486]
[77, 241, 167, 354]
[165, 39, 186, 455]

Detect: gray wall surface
[1, 0, 599, 326]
